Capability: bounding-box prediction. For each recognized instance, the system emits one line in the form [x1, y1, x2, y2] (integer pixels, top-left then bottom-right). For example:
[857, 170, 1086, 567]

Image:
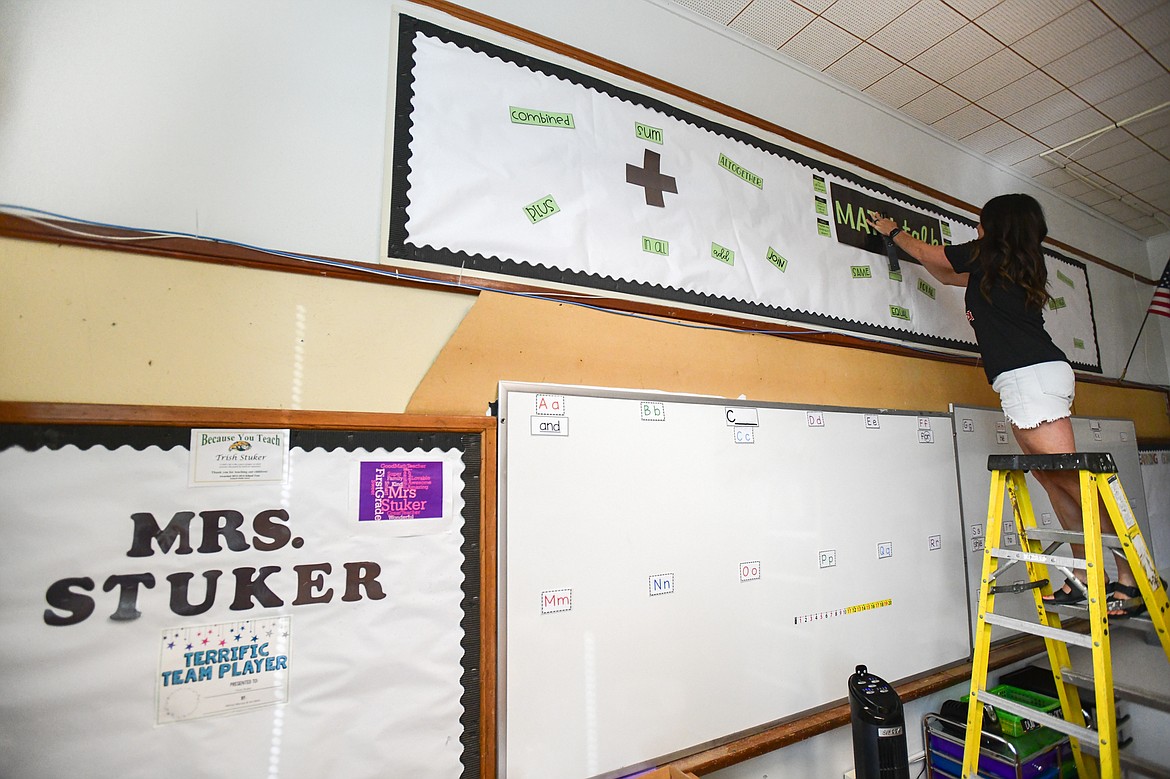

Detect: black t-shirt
[945, 241, 1068, 383]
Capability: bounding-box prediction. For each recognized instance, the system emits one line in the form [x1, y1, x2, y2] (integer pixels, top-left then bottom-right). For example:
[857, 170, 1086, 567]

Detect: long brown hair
[971, 194, 1050, 309]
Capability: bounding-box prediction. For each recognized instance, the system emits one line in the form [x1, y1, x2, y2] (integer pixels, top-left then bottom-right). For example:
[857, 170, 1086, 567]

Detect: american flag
[1150, 258, 1170, 319]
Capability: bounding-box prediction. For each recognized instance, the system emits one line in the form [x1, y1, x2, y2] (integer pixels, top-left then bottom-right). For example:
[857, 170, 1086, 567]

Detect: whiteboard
[950, 405, 1150, 648]
[498, 383, 971, 779]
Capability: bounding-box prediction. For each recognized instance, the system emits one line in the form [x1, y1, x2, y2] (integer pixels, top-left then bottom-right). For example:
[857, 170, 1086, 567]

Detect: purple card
[358, 461, 443, 521]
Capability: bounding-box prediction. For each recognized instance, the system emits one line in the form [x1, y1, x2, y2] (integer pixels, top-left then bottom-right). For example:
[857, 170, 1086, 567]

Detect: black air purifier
[849, 664, 910, 779]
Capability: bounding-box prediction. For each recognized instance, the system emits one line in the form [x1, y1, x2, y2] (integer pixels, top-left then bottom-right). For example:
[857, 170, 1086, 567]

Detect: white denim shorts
[991, 361, 1074, 430]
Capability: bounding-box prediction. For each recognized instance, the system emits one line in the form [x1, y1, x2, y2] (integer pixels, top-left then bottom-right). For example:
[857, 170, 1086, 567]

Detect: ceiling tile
[945, 0, 1002, 19]
[1098, 75, 1170, 122]
[961, 120, 1026, 152]
[1012, 3, 1116, 66]
[910, 23, 1002, 82]
[1006, 89, 1088, 132]
[902, 85, 969, 123]
[1070, 53, 1164, 104]
[932, 103, 997, 138]
[1056, 178, 1098, 197]
[974, 0, 1082, 45]
[945, 47, 1033, 101]
[1124, 214, 1164, 234]
[1032, 108, 1114, 146]
[1012, 154, 1059, 175]
[796, 0, 836, 11]
[780, 17, 860, 70]
[1128, 3, 1170, 47]
[1044, 28, 1142, 84]
[867, 0, 967, 61]
[669, 0, 751, 24]
[729, 0, 816, 48]
[864, 65, 937, 108]
[1132, 120, 1170, 151]
[1134, 179, 1170, 203]
[822, 0, 917, 40]
[1094, 0, 1166, 26]
[1101, 153, 1170, 190]
[1123, 103, 1170, 133]
[1150, 39, 1170, 69]
[1034, 167, 1078, 187]
[988, 135, 1049, 164]
[1093, 198, 1145, 220]
[825, 42, 901, 90]
[980, 69, 1063, 116]
[1074, 135, 1150, 170]
[1074, 187, 1117, 206]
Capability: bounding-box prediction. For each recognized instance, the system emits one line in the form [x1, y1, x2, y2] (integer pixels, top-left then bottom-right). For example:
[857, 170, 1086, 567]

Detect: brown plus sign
[625, 149, 678, 207]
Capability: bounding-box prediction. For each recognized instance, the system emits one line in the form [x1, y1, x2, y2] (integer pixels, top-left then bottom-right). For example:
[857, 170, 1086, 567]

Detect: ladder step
[988, 547, 1084, 569]
[975, 690, 1099, 745]
[1022, 527, 1123, 549]
[981, 612, 1095, 648]
[1060, 667, 1170, 714]
[987, 452, 1117, 473]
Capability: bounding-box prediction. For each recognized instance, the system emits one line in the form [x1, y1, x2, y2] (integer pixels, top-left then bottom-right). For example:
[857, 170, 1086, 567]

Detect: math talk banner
[387, 16, 1100, 373]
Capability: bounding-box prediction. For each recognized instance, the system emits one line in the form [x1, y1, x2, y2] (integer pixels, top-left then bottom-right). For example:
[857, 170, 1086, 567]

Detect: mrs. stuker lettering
[43, 509, 385, 626]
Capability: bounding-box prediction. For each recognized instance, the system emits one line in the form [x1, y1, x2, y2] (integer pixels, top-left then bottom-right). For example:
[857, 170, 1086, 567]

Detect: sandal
[1043, 578, 1089, 605]
[1106, 582, 1146, 619]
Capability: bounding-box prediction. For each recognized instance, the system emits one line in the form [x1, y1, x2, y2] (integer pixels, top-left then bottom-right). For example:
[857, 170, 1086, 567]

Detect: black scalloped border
[387, 15, 1102, 374]
[0, 423, 482, 779]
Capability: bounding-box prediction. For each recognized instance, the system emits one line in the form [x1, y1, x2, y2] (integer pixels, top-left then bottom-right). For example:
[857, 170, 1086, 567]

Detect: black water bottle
[849, 664, 910, 779]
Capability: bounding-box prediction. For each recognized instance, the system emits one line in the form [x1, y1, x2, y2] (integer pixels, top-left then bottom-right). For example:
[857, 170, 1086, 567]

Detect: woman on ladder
[867, 195, 1144, 618]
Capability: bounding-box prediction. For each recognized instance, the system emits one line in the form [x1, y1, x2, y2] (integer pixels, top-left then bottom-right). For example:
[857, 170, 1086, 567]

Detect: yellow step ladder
[962, 452, 1170, 779]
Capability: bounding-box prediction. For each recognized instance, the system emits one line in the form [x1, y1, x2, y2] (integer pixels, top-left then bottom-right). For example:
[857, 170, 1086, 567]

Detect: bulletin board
[950, 405, 1150, 648]
[386, 14, 1101, 373]
[496, 383, 971, 779]
[0, 404, 492, 779]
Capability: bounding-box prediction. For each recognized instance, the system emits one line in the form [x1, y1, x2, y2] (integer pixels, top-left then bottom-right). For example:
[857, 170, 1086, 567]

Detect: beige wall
[3, 236, 1168, 440]
[0, 237, 475, 412]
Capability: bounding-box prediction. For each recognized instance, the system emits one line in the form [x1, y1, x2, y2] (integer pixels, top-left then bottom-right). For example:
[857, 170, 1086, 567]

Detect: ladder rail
[1011, 472, 1099, 779]
[1098, 473, 1170, 658]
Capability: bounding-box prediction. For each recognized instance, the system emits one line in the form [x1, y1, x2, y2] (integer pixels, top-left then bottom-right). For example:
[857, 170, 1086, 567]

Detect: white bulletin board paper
[497, 383, 971, 779]
[388, 16, 1101, 373]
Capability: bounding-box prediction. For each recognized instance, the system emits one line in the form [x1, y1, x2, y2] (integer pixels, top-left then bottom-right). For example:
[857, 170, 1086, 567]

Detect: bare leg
[1010, 418, 1136, 609]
